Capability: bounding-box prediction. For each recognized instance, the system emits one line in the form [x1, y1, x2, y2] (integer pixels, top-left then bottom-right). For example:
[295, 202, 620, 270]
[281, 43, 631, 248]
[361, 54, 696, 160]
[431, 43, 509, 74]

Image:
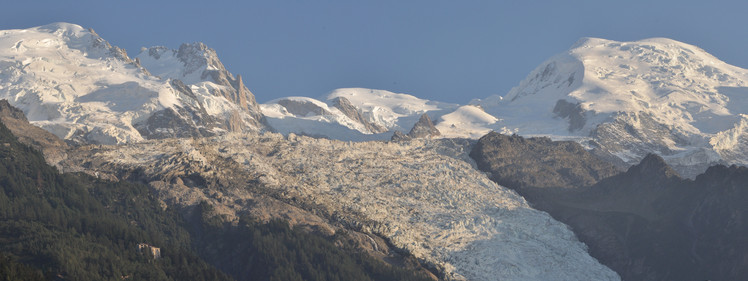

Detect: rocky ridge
[136, 42, 265, 130]
[0, 99, 67, 169]
[330, 96, 388, 134]
[470, 132, 621, 189]
[392, 114, 442, 141]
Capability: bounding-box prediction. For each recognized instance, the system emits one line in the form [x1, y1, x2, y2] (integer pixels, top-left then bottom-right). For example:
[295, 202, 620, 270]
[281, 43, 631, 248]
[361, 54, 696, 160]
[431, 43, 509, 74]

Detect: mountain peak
[0, 24, 265, 144]
[407, 114, 440, 139]
[476, 35, 748, 177]
[570, 37, 612, 49]
[626, 153, 680, 179]
[176, 42, 224, 76]
[35, 22, 86, 34]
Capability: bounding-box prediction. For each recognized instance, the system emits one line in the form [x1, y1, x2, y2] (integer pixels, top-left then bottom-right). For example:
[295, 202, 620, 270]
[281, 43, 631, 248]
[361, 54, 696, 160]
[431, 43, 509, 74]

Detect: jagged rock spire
[407, 114, 441, 139]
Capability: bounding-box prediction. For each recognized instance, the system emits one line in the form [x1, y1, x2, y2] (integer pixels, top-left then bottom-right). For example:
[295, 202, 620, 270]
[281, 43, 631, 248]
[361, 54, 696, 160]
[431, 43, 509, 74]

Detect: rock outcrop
[408, 114, 441, 139]
[470, 132, 621, 189]
[331, 96, 387, 134]
[0, 99, 68, 169]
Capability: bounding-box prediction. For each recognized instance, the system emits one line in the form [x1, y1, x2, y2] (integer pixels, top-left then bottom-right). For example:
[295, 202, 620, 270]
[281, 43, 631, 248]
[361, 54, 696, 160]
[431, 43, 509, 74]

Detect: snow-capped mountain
[136, 42, 265, 130]
[475, 37, 748, 177]
[2, 23, 746, 175]
[260, 88, 460, 140]
[435, 105, 499, 139]
[0, 23, 264, 144]
[262, 38, 748, 176]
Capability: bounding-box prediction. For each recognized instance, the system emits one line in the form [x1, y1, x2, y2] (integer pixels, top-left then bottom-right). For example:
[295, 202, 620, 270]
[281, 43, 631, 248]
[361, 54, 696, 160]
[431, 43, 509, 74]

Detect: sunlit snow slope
[0, 23, 264, 144]
[261, 88, 460, 140]
[475, 38, 748, 176]
[262, 38, 748, 176]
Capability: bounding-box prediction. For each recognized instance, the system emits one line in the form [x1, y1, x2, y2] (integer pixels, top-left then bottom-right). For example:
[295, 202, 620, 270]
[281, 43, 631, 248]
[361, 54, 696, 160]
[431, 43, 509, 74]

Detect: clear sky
[2, 0, 747, 104]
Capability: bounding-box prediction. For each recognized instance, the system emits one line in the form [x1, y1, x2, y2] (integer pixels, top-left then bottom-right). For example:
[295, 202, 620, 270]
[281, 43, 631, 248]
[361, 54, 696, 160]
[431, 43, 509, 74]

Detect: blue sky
[2, 1, 747, 103]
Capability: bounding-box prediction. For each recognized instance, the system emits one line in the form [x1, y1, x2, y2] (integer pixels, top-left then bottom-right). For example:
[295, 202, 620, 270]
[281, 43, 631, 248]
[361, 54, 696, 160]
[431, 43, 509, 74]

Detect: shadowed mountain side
[0, 99, 68, 169]
[470, 131, 621, 190]
[470, 132, 748, 280]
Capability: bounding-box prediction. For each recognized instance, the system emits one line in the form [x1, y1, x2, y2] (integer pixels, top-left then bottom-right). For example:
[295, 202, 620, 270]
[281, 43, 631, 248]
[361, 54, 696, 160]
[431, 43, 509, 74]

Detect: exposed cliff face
[133, 80, 222, 140]
[389, 114, 439, 141]
[390, 130, 409, 142]
[391, 114, 443, 141]
[470, 132, 621, 189]
[408, 114, 441, 139]
[137, 42, 266, 131]
[471, 133, 748, 281]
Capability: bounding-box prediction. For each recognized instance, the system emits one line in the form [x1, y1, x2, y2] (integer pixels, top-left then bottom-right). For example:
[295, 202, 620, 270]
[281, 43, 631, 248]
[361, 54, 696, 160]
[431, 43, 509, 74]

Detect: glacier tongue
[100, 132, 616, 281]
[64, 132, 619, 280]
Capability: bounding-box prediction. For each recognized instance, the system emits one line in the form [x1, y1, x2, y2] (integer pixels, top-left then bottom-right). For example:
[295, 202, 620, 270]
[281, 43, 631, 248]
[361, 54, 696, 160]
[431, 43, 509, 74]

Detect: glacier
[61, 132, 620, 281]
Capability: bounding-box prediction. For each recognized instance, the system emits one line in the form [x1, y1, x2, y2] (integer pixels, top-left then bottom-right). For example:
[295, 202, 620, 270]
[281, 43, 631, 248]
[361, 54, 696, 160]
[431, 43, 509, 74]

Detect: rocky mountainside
[470, 132, 621, 190]
[0, 111, 436, 281]
[474, 38, 748, 177]
[471, 132, 748, 280]
[0, 99, 67, 168]
[0, 23, 265, 145]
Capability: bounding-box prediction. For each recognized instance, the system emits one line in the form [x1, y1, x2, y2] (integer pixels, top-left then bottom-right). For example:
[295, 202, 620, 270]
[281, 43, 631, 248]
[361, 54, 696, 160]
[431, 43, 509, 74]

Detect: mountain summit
[0, 23, 265, 144]
[476, 37, 748, 177]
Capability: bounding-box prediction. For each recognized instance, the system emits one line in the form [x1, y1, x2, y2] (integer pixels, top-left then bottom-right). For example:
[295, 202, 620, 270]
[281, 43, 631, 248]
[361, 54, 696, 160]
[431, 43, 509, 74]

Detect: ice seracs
[64, 132, 620, 281]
